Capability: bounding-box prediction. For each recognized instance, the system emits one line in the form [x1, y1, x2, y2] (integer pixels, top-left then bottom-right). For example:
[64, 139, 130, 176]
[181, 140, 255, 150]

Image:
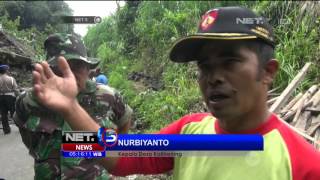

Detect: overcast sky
[65, 1, 125, 36]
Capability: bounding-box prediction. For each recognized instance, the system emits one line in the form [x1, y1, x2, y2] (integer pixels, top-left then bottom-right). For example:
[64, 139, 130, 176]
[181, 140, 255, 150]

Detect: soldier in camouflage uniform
[14, 33, 132, 180]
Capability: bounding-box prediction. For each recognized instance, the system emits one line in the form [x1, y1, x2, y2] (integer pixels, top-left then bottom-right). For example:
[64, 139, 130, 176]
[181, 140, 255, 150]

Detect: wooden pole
[270, 62, 312, 113]
[280, 92, 303, 114]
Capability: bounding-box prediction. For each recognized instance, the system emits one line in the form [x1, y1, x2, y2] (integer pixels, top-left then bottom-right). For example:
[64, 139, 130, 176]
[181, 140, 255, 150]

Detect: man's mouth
[208, 91, 231, 104]
[209, 94, 229, 102]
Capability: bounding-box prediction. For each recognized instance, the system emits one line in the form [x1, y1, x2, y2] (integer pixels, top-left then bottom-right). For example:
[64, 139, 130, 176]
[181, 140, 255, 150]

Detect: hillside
[84, 1, 320, 132]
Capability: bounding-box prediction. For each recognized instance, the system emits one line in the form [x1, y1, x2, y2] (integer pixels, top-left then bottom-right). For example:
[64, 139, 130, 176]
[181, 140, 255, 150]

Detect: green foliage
[0, 1, 73, 32]
[116, 1, 140, 54]
[84, 16, 119, 57]
[258, 1, 320, 92]
[0, 11, 20, 32]
[85, 1, 320, 132]
[0, 1, 75, 62]
[0, 13, 39, 60]
[129, 63, 201, 132]
[97, 43, 118, 66]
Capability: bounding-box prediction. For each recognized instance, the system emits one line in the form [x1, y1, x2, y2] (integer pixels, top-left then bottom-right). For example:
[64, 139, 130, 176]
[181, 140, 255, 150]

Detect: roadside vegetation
[84, 1, 319, 132]
[1, 1, 318, 132]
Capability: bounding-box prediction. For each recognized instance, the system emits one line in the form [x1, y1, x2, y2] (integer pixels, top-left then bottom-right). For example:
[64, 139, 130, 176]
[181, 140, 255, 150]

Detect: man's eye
[198, 63, 211, 72]
[226, 58, 240, 62]
[224, 58, 240, 65]
[220, 59, 239, 70]
[197, 56, 209, 64]
[197, 71, 207, 80]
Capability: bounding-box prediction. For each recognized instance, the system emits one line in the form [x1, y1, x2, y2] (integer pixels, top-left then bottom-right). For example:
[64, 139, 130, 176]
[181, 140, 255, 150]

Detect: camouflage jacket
[14, 80, 132, 180]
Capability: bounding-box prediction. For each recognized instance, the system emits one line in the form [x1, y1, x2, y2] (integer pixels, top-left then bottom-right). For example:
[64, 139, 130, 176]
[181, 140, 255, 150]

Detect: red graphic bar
[62, 143, 105, 151]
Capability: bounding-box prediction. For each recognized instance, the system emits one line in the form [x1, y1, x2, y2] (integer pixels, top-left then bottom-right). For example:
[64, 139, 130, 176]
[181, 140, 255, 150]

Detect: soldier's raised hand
[32, 56, 78, 114]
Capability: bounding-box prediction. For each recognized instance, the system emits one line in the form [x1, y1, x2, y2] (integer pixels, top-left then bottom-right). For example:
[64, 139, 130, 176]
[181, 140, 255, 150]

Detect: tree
[0, 1, 73, 33]
[116, 1, 141, 54]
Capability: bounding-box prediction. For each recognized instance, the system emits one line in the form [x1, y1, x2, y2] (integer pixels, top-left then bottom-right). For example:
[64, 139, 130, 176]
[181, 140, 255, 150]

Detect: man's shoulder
[81, 83, 123, 111]
[159, 113, 213, 134]
[275, 115, 319, 154]
[84, 83, 131, 127]
[0, 74, 10, 80]
[14, 89, 63, 133]
[89, 84, 123, 108]
[178, 113, 213, 123]
[95, 84, 118, 96]
[15, 89, 42, 115]
[274, 115, 320, 178]
[16, 89, 45, 111]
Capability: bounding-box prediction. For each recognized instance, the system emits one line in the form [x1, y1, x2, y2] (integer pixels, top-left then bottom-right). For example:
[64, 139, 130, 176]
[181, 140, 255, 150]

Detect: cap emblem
[200, 9, 218, 31]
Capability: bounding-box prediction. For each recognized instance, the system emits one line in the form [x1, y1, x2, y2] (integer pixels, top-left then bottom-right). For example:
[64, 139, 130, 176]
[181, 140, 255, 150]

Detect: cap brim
[48, 55, 100, 69]
[85, 57, 100, 69]
[169, 33, 258, 62]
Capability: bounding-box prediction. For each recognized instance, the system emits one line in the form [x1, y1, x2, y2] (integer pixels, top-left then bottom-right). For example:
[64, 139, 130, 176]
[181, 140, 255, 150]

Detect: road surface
[0, 122, 166, 180]
[0, 123, 34, 180]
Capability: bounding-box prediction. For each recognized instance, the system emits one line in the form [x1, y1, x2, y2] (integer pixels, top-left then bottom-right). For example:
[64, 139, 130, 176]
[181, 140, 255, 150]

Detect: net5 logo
[97, 127, 118, 147]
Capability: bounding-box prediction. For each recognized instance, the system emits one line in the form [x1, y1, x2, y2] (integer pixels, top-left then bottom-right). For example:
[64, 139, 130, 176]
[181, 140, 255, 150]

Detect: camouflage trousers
[34, 158, 110, 180]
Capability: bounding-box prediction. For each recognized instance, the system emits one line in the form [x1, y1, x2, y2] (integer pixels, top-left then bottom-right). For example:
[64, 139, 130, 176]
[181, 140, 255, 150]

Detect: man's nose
[207, 68, 225, 86]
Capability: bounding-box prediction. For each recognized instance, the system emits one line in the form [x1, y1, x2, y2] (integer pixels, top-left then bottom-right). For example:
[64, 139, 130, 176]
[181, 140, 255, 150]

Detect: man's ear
[262, 59, 279, 85]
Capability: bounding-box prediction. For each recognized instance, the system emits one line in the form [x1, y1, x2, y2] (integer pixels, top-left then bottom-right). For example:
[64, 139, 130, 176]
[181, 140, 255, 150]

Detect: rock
[128, 71, 164, 91]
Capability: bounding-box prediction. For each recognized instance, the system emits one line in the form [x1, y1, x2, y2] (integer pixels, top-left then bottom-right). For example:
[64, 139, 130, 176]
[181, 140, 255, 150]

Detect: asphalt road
[0, 123, 34, 180]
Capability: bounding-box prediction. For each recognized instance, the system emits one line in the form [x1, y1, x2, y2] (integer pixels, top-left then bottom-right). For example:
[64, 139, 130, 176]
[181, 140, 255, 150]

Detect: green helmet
[44, 33, 99, 69]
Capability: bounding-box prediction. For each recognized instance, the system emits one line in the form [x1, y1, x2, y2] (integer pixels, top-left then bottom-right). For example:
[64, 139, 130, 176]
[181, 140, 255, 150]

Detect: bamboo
[292, 98, 307, 126]
[295, 109, 312, 131]
[292, 85, 318, 124]
[308, 123, 320, 136]
[305, 112, 314, 130]
[305, 108, 320, 114]
[268, 93, 281, 97]
[270, 62, 312, 113]
[267, 96, 278, 105]
[282, 94, 304, 121]
[282, 110, 297, 122]
[283, 85, 318, 120]
[278, 117, 320, 146]
[305, 102, 320, 135]
[268, 87, 280, 94]
[307, 88, 320, 107]
[280, 92, 303, 114]
[307, 115, 320, 136]
[313, 128, 320, 150]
